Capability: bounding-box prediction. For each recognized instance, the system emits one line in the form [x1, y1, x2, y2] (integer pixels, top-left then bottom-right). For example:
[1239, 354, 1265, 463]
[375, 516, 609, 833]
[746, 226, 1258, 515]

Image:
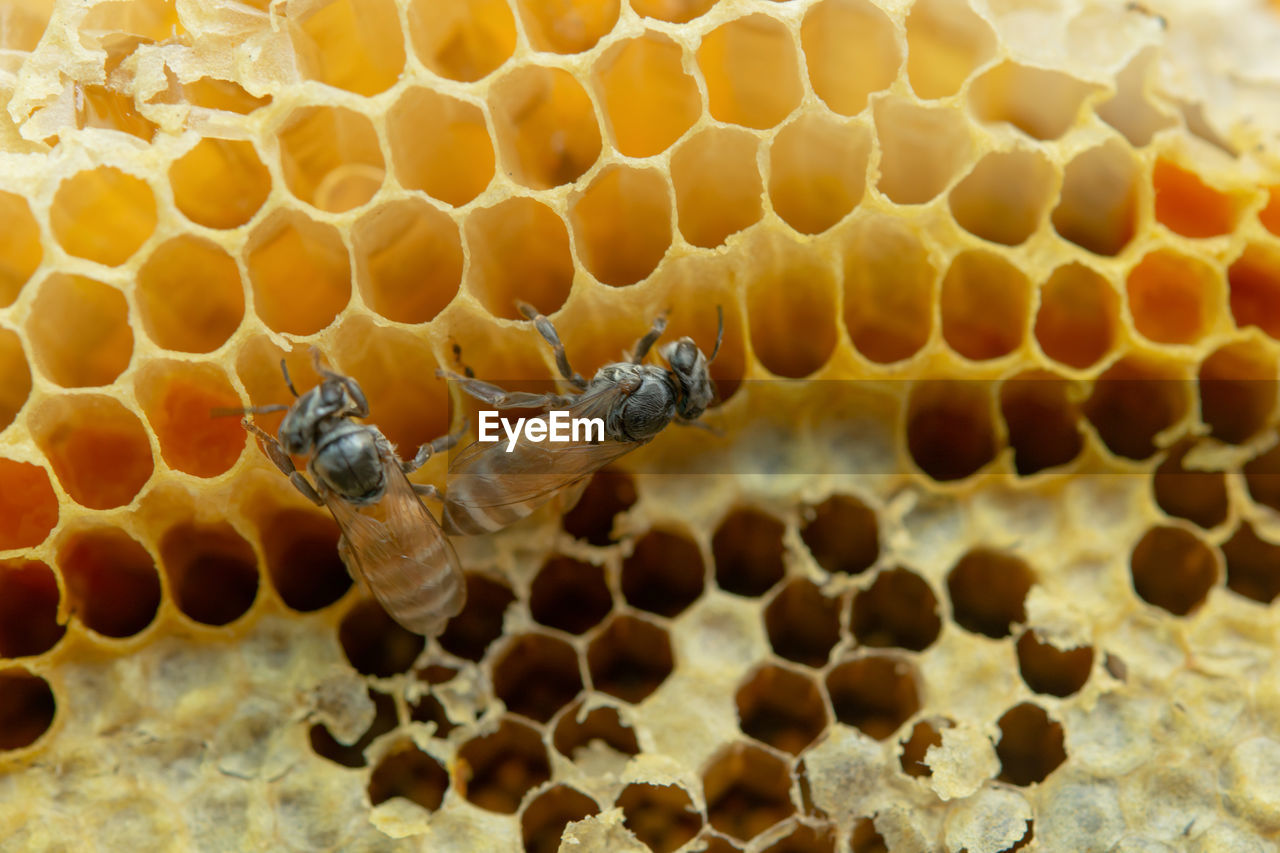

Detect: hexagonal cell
[135, 360, 244, 478]
[552, 700, 639, 759]
[736, 664, 828, 755]
[456, 717, 551, 814]
[562, 469, 637, 545]
[621, 529, 704, 618]
[906, 380, 997, 482]
[904, 0, 995, 99]
[169, 138, 271, 229]
[388, 87, 493, 207]
[947, 549, 1033, 639]
[670, 127, 763, 249]
[1152, 158, 1243, 238]
[50, 166, 156, 266]
[713, 508, 786, 597]
[899, 718, 949, 778]
[0, 668, 55, 752]
[1245, 444, 1280, 513]
[407, 0, 514, 81]
[1130, 525, 1218, 617]
[1082, 355, 1190, 461]
[940, 250, 1031, 361]
[1033, 262, 1120, 370]
[769, 115, 869, 236]
[57, 527, 161, 638]
[617, 782, 703, 853]
[587, 614, 673, 703]
[0, 328, 31, 434]
[0, 459, 58, 550]
[159, 522, 258, 627]
[464, 198, 573, 320]
[704, 742, 795, 842]
[439, 573, 517, 662]
[698, 14, 801, 130]
[0, 560, 64, 658]
[1126, 249, 1220, 346]
[1228, 243, 1280, 340]
[339, 597, 425, 677]
[1000, 370, 1084, 476]
[800, 494, 879, 576]
[290, 0, 404, 96]
[1016, 630, 1092, 698]
[1198, 339, 1277, 445]
[277, 106, 384, 213]
[631, 0, 717, 22]
[969, 62, 1099, 140]
[309, 689, 397, 768]
[523, 785, 600, 853]
[351, 200, 462, 325]
[0, 1, 51, 50]
[1051, 140, 1140, 257]
[874, 97, 973, 204]
[802, 0, 899, 116]
[1223, 522, 1280, 605]
[530, 556, 612, 635]
[246, 210, 351, 336]
[180, 77, 272, 113]
[570, 165, 672, 287]
[593, 32, 700, 158]
[492, 633, 583, 723]
[136, 236, 244, 354]
[995, 703, 1066, 786]
[949, 149, 1056, 247]
[368, 742, 449, 811]
[0, 191, 41, 307]
[764, 579, 840, 668]
[516, 0, 618, 53]
[852, 567, 940, 651]
[30, 395, 153, 510]
[826, 655, 920, 740]
[257, 508, 351, 613]
[841, 215, 935, 364]
[489, 65, 601, 190]
[1153, 441, 1229, 530]
[27, 274, 132, 388]
[747, 241, 838, 378]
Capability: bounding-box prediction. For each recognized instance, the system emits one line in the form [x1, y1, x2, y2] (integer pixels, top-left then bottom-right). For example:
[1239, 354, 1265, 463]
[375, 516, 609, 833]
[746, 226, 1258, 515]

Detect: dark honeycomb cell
[1082, 356, 1189, 461]
[999, 370, 1084, 475]
[899, 718, 949, 778]
[616, 783, 703, 853]
[850, 817, 889, 853]
[907, 380, 998, 482]
[561, 469, 637, 545]
[1130, 526, 1219, 616]
[57, 528, 161, 639]
[523, 785, 600, 853]
[0, 560, 64, 658]
[339, 598, 426, 678]
[851, 567, 941, 651]
[735, 664, 828, 755]
[1244, 444, 1280, 513]
[799, 494, 879, 575]
[529, 556, 612, 635]
[698, 835, 745, 853]
[409, 690, 455, 738]
[309, 690, 398, 769]
[947, 549, 1034, 639]
[457, 717, 551, 814]
[159, 522, 258, 627]
[492, 633, 583, 723]
[0, 460, 57, 551]
[621, 529, 705, 618]
[995, 702, 1066, 786]
[826, 655, 920, 740]
[761, 822, 837, 853]
[1016, 631, 1093, 697]
[258, 509, 351, 614]
[1222, 522, 1280, 604]
[0, 668, 55, 751]
[1153, 442, 1229, 530]
[552, 700, 639, 759]
[368, 743, 449, 811]
[587, 615, 673, 703]
[438, 573, 517, 662]
[713, 509, 787, 597]
[703, 742, 796, 842]
[1197, 339, 1276, 445]
[764, 578, 841, 668]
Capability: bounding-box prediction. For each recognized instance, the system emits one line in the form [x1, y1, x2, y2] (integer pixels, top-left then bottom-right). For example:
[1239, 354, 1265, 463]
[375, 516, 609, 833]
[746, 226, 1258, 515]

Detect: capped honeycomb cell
[670, 128, 763, 249]
[995, 702, 1066, 786]
[1130, 525, 1218, 616]
[1197, 339, 1277, 444]
[49, 166, 156, 266]
[523, 785, 599, 853]
[904, 0, 995, 99]
[246, 210, 351, 336]
[57, 527, 161, 638]
[1228, 243, 1280, 339]
[439, 573, 516, 662]
[826, 654, 921, 739]
[900, 718, 948, 778]
[801, 0, 899, 117]
[714, 508, 786, 597]
[617, 782, 702, 853]
[852, 567, 941, 651]
[169, 139, 271, 229]
[698, 14, 801, 130]
[769, 114, 870, 235]
[489, 65, 601, 190]
[0, 191, 41, 307]
[561, 469, 636, 545]
[587, 614, 673, 703]
[31, 395, 153, 510]
[1152, 158, 1242, 238]
[0, 460, 58, 551]
[135, 360, 245, 478]
[277, 106, 384, 213]
[553, 700, 639, 759]
[388, 88, 493, 207]
[969, 62, 1098, 141]
[746, 242, 838, 378]
[1000, 370, 1084, 476]
[1222, 522, 1280, 604]
[1051, 140, 1141, 256]
[800, 494, 879, 576]
[940, 250, 1031, 361]
[492, 633, 583, 723]
[570, 165, 672, 287]
[874, 98, 973, 204]
[704, 742, 795, 842]
[948, 549, 1033, 639]
[0, 668, 55, 751]
[842, 216, 935, 364]
[765, 578, 841, 668]
[1016, 631, 1092, 697]
[530, 556, 612, 634]
[290, 0, 405, 96]
[1126, 249, 1220, 345]
[464, 197, 573, 320]
[621, 529, 704, 618]
[351, 199, 462, 325]
[368, 742, 449, 811]
[735, 664, 828, 754]
[949, 149, 1056, 247]
[407, 0, 516, 82]
[516, 0, 619, 54]
[456, 717, 551, 814]
[631, 0, 717, 23]
[1033, 263, 1120, 369]
[256, 508, 350, 614]
[159, 522, 258, 627]
[1082, 354, 1189, 461]
[179, 78, 272, 114]
[593, 33, 700, 158]
[309, 689, 397, 768]
[1153, 441, 1228, 530]
[906, 380, 997, 482]
[0, 328, 32, 433]
[27, 274, 132, 388]
[0, 560, 64, 658]
[136, 236, 244, 353]
[338, 598, 425, 677]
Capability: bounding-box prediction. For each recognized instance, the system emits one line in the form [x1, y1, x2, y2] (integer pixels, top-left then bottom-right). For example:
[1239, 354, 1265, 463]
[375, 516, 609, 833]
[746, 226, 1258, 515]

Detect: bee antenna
[279, 359, 300, 398]
[709, 305, 724, 363]
[211, 403, 289, 418]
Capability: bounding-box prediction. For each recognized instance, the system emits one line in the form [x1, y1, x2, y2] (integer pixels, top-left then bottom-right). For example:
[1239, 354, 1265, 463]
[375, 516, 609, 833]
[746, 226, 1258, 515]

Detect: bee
[232, 352, 465, 637]
[439, 303, 723, 535]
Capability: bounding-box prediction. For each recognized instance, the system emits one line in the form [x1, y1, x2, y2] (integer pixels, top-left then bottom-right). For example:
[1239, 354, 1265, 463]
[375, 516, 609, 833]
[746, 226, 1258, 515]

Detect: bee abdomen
[379, 542, 466, 637]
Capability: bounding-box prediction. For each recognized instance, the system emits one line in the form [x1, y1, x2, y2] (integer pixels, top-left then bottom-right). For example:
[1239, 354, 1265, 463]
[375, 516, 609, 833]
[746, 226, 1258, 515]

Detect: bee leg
[516, 301, 587, 390]
[402, 421, 470, 474]
[412, 483, 442, 501]
[630, 312, 669, 363]
[437, 369, 575, 411]
[242, 418, 325, 507]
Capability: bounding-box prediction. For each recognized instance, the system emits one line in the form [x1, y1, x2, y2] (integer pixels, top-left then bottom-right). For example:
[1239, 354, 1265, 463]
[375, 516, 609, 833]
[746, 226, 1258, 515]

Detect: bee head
[659, 307, 723, 422]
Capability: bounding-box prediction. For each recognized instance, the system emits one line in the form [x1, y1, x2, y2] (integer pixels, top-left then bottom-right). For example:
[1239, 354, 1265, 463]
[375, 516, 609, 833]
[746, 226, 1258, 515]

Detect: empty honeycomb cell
[439, 573, 516, 662]
[631, 0, 717, 23]
[703, 742, 796, 841]
[826, 655, 920, 739]
[517, 0, 618, 53]
[291, 0, 404, 96]
[875, 97, 974, 204]
[1245, 445, 1280, 512]
[0, 191, 41, 306]
[1082, 355, 1189, 461]
[49, 166, 156, 266]
[1228, 243, 1280, 339]
[368, 743, 449, 811]
[309, 689, 397, 768]
[969, 62, 1098, 141]
[246, 210, 351, 336]
[1016, 631, 1093, 698]
[851, 567, 941, 651]
[570, 165, 672, 287]
[0, 669, 55, 752]
[1152, 158, 1241, 238]
[769, 115, 870, 235]
[136, 236, 245, 353]
[456, 717, 551, 814]
[698, 14, 801, 130]
[180, 78, 272, 114]
[169, 138, 271, 229]
[489, 65, 601, 190]
[1130, 525, 1218, 616]
[904, 0, 995, 99]
[801, 0, 899, 117]
[75, 83, 158, 141]
[492, 633, 583, 723]
[258, 509, 351, 613]
[79, 0, 182, 40]
[800, 494, 879, 576]
[338, 598, 425, 677]
[530, 556, 612, 634]
[1198, 339, 1277, 444]
[1261, 186, 1280, 235]
[906, 380, 997, 482]
[746, 247, 838, 378]
[763, 822, 837, 853]
[135, 360, 245, 478]
[351, 200, 462, 325]
[621, 529, 704, 618]
[409, 690, 455, 738]
[593, 33, 700, 158]
[1000, 370, 1084, 476]
[670, 128, 762, 249]
[464, 198, 573, 320]
[0, 560, 64, 658]
[561, 469, 637, 545]
[1153, 442, 1229, 530]
[587, 614, 673, 703]
[949, 149, 1056, 247]
[0, 329, 31, 433]
[735, 664, 828, 755]
[0, 0, 51, 50]
[899, 718, 948, 778]
[1051, 140, 1140, 256]
[31, 395, 153, 509]
[27, 274, 132, 388]
[699, 836, 744, 853]
[523, 785, 600, 853]
[1126, 249, 1219, 345]
[713, 508, 786, 597]
[407, 0, 516, 82]
[617, 783, 702, 853]
[842, 216, 935, 364]
[995, 703, 1066, 786]
[764, 579, 841, 668]
[850, 819, 888, 853]
[948, 549, 1033, 639]
[1033, 263, 1119, 370]
[388, 88, 493, 208]
[159, 523, 258, 627]
[57, 527, 161, 638]
[1222, 522, 1280, 604]
[940, 250, 1031, 361]
[552, 700, 639, 759]
[277, 106, 384, 213]
[0, 460, 58, 550]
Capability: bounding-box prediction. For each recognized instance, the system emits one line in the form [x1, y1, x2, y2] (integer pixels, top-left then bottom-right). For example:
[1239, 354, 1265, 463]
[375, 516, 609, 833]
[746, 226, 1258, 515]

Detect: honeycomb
[3, 0, 1280, 850]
